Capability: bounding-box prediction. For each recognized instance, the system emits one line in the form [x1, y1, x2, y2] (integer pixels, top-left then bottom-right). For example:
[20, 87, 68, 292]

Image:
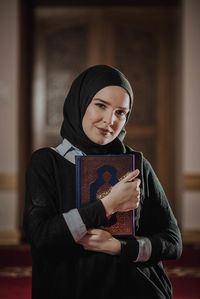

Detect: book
[75, 154, 135, 236]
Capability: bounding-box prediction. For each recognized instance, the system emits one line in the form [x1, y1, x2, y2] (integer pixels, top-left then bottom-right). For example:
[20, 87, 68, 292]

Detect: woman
[23, 65, 182, 299]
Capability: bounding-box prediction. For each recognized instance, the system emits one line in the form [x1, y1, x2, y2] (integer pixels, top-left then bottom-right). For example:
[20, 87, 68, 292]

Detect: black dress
[23, 146, 182, 299]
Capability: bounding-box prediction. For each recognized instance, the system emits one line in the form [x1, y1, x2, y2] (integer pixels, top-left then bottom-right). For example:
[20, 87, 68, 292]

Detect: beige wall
[0, 0, 20, 243]
[182, 0, 200, 231]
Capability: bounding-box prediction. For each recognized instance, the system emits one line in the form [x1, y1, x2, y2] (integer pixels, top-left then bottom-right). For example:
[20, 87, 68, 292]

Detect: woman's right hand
[100, 169, 141, 217]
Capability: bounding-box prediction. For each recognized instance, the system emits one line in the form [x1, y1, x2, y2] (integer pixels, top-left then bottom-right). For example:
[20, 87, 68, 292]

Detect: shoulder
[125, 144, 158, 185]
[125, 145, 151, 171]
[27, 147, 74, 172]
[125, 145, 143, 159]
[26, 147, 61, 173]
[28, 147, 55, 163]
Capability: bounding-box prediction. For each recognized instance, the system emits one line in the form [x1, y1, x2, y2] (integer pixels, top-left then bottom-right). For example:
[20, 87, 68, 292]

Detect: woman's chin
[92, 137, 112, 146]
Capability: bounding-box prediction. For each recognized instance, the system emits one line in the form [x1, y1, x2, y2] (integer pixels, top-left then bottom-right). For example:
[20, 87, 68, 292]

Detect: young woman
[23, 65, 182, 299]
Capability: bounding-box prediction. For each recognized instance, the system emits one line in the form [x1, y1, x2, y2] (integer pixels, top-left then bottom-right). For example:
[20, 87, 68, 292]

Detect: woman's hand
[101, 169, 141, 217]
[77, 229, 121, 255]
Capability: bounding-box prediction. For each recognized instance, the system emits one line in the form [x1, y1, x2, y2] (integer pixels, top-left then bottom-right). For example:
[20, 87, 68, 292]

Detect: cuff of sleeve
[79, 200, 112, 229]
[135, 237, 152, 262]
[63, 209, 87, 242]
[120, 239, 139, 261]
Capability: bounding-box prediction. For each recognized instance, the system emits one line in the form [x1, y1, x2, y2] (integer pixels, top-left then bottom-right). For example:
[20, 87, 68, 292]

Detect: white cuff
[63, 209, 87, 242]
[135, 237, 152, 262]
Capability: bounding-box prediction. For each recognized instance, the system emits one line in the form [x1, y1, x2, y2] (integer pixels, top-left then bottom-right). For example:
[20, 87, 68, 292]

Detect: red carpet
[163, 244, 200, 299]
[0, 243, 199, 298]
[0, 245, 31, 299]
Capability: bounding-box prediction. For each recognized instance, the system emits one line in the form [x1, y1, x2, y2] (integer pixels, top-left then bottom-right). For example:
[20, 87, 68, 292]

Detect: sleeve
[23, 150, 75, 251]
[144, 159, 182, 263]
[78, 200, 116, 229]
[23, 150, 113, 251]
[63, 209, 87, 242]
[120, 157, 182, 264]
[63, 201, 115, 242]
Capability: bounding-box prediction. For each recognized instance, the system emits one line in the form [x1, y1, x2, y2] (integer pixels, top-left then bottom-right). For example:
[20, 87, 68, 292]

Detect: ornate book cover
[75, 154, 135, 236]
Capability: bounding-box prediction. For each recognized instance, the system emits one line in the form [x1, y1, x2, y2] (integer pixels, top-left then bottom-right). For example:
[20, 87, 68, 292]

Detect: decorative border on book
[184, 174, 200, 191]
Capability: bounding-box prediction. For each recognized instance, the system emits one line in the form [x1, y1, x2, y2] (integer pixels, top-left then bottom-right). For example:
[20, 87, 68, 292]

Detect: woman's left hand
[77, 229, 121, 255]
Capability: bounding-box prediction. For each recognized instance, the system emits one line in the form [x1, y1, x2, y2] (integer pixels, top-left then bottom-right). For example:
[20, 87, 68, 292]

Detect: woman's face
[82, 86, 130, 145]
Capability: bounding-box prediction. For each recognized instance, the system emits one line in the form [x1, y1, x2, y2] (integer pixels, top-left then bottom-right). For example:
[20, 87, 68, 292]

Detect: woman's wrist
[111, 238, 121, 255]
[100, 195, 115, 218]
[103, 237, 121, 255]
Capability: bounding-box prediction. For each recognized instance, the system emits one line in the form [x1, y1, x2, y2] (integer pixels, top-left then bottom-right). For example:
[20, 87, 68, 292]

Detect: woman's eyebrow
[93, 98, 129, 110]
[93, 98, 110, 105]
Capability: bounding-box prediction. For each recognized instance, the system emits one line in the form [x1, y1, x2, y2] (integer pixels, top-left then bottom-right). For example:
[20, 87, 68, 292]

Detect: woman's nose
[103, 110, 115, 125]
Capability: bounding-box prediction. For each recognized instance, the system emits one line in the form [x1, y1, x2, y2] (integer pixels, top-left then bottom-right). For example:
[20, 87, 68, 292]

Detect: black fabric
[79, 200, 117, 229]
[60, 64, 133, 155]
[120, 238, 139, 261]
[23, 147, 182, 299]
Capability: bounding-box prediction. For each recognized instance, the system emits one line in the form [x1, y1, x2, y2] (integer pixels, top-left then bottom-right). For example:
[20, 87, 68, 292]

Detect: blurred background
[0, 0, 199, 246]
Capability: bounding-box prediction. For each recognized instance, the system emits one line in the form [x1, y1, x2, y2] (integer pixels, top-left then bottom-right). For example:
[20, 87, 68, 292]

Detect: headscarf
[60, 65, 134, 155]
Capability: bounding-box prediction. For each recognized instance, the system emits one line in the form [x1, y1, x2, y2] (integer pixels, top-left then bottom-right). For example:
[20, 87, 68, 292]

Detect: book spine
[75, 156, 81, 209]
[132, 210, 135, 236]
[132, 154, 136, 236]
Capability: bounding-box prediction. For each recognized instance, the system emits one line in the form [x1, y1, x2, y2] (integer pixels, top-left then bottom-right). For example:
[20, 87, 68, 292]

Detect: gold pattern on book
[96, 171, 132, 200]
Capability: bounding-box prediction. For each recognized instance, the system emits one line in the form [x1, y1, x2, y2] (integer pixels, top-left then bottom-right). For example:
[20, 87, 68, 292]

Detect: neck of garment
[51, 138, 86, 164]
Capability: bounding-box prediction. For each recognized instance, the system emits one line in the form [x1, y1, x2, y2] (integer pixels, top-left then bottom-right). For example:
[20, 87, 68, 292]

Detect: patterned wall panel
[114, 25, 158, 169]
[46, 26, 88, 128]
[115, 26, 157, 126]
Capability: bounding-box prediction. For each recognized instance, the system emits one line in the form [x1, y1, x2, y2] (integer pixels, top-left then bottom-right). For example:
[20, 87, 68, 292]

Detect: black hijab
[60, 65, 134, 155]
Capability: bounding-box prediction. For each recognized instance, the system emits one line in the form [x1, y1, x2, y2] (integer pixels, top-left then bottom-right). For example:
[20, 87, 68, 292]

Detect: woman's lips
[96, 127, 113, 135]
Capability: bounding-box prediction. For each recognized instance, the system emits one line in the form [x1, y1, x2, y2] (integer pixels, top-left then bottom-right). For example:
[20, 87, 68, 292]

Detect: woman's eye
[116, 110, 126, 117]
[95, 103, 106, 109]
